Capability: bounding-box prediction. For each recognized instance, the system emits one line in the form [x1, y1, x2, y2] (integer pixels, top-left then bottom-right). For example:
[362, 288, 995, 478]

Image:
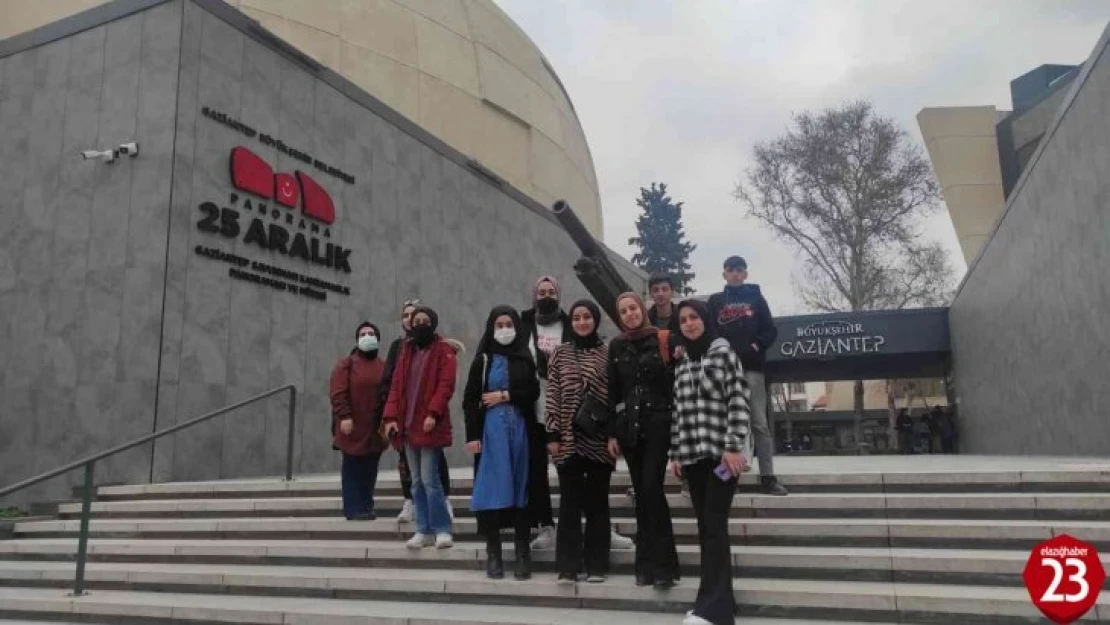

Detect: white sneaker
[610, 529, 634, 550]
[406, 533, 433, 549]
[530, 525, 556, 550]
[682, 611, 712, 625]
[435, 533, 453, 549]
[397, 499, 414, 522]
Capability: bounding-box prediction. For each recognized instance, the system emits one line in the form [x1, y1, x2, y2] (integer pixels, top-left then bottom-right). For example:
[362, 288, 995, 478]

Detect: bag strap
[481, 354, 489, 392]
[658, 330, 672, 365]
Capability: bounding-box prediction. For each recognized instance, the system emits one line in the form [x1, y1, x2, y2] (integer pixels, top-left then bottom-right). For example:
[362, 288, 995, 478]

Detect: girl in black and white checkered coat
[668, 299, 751, 625]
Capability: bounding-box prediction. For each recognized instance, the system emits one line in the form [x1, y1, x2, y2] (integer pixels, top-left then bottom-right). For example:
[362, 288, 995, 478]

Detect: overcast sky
[495, 0, 1107, 314]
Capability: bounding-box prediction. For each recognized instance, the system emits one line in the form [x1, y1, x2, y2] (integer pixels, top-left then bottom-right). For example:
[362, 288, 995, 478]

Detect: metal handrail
[0, 384, 298, 596]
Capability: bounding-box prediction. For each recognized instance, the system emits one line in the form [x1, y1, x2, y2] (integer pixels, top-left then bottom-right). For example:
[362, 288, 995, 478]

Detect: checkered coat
[669, 338, 752, 466]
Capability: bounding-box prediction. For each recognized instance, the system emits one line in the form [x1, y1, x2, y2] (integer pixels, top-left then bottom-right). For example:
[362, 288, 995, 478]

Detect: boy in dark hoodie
[706, 256, 788, 496]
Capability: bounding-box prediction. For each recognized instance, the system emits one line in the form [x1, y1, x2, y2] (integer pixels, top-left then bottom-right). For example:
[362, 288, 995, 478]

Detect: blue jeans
[406, 444, 452, 535]
[340, 452, 381, 519]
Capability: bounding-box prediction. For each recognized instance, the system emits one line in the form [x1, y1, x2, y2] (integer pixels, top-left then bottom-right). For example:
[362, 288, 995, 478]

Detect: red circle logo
[1023, 534, 1105, 624]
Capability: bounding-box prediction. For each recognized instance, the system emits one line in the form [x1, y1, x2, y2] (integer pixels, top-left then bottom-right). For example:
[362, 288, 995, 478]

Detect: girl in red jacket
[382, 306, 458, 549]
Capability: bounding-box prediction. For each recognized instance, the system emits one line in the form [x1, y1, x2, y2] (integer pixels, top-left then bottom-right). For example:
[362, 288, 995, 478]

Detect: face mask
[536, 297, 558, 314]
[411, 325, 434, 346]
[494, 328, 516, 346]
[357, 335, 378, 353]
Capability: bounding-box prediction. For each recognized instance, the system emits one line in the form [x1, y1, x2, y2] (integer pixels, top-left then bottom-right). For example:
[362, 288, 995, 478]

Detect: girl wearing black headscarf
[668, 299, 752, 625]
[545, 300, 614, 584]
[462, 305, 541, 580]
[329, 321, 387, 521]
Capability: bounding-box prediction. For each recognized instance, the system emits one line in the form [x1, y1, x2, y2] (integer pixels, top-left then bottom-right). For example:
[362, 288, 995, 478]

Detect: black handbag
[571, 350, 609, 438]
[573, 391, 609, 439]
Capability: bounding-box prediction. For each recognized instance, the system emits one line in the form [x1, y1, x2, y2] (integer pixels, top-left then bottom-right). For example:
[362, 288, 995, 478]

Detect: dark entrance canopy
[763, 308, 950, 383]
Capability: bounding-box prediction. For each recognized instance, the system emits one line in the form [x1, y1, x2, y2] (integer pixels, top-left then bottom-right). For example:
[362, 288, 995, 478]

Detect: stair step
[15, 516, 1110, 550]
[89, 466, 1110, 501]
[0, 568, 1105, 623]
[0, 587, 909, 625]
[8, 539, 1106, 586]
[53, 492, 1110, 522]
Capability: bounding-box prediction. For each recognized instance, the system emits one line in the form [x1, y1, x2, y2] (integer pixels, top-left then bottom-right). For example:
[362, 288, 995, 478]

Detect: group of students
[328, 255, 784, 625]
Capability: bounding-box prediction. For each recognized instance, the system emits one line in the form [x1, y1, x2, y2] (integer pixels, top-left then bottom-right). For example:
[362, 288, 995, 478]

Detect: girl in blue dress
[462, 305, 540, 580]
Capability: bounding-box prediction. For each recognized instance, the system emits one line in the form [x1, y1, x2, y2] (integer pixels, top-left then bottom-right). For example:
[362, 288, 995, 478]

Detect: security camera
[118, 142, 139, 157]
[81, 149, 117, 164]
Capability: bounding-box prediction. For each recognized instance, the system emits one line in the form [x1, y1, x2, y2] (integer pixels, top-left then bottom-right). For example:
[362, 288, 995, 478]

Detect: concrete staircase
[2, 456, 1110, 624]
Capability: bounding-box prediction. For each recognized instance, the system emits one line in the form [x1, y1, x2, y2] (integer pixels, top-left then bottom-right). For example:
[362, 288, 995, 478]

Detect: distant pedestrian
[938, 408, 958, 454]
[382, 306, 459, 550]
[463, 305, 540, 580]
[329, 321, 388, 521]
[707, 255, 788, 496]
[896, 409, 914, 455]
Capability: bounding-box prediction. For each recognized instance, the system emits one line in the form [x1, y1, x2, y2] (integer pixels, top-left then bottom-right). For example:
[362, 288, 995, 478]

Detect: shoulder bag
[571, 351, 609, 439]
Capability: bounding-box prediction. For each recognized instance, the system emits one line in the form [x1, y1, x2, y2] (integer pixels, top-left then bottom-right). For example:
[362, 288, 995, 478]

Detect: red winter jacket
[382, 336, 458, 449]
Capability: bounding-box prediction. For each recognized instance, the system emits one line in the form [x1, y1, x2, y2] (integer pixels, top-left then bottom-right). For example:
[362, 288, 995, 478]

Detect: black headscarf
[410, 305, 439, 348]
[567, 299, 603, 349]
[477, 305, 533, 361]
[676, 299, 718, 361]
[353, 321, 381, 359]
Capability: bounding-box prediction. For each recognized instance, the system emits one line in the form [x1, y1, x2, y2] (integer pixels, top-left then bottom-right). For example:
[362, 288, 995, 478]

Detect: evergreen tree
[628, 183, 697, 294]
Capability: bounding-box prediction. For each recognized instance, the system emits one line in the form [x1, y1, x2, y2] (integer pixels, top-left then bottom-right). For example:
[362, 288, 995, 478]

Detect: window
[787, 400, 808, 413]
[788, 382, 806, 394]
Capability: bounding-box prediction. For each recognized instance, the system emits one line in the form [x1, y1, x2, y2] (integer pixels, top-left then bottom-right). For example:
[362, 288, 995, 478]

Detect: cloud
[494, 0, 1108, 314]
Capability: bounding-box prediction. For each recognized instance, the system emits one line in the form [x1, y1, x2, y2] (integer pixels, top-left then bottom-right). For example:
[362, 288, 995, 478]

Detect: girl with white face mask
[329, 321, 387, 521]
[462, 305, 540, 580]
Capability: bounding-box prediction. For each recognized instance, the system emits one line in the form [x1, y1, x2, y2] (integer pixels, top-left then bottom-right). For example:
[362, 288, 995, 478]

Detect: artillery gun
[549, 200, 633, 328]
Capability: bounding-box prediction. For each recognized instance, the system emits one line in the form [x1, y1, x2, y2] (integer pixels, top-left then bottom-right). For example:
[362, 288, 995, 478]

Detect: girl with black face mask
[380, 301, 454, 523]
[329, 321, 387, 520]
[463, 305, 540, 580]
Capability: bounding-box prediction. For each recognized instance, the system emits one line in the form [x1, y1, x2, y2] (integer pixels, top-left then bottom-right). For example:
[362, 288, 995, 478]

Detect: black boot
[486, 536, 504, 579]
[761, 476, 789, 496]
[513, 537, 532, 580]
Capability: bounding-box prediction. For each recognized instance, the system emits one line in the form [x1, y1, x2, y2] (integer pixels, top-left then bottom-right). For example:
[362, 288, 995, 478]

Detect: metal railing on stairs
[0, 384, 298, 596]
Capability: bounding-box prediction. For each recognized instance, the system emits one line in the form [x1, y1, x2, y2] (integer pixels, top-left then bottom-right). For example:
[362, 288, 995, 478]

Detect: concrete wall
[0, 3, 183, 501]
[0, 0, 606, 237]
[949, 26, 1110, 455]
[0, 0, 643, 503]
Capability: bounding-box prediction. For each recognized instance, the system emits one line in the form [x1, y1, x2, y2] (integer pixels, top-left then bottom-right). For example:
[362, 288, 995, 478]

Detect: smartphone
[714, 462, 733, 481]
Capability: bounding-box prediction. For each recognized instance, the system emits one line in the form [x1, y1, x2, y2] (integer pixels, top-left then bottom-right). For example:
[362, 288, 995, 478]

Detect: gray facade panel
[950, 30, 1110, 455]
[0, 0, 644, 504]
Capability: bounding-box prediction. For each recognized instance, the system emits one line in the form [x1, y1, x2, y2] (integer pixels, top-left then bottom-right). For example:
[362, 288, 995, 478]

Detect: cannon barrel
[551, 200, 602, 258]
[549, 200, 633, 327]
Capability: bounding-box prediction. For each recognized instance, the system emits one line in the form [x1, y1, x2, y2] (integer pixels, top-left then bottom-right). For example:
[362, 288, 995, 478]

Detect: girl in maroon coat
[382, 306, 458, 549]
[329, 321, 388, 521]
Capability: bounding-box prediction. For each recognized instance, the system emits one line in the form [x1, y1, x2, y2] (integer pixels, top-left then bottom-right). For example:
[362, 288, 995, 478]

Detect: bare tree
[735, 101, 955, 452]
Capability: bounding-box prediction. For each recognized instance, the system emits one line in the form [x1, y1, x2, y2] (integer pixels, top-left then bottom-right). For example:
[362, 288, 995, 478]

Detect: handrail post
[72, 461, 95, 596]
[284, 385, 297, 482]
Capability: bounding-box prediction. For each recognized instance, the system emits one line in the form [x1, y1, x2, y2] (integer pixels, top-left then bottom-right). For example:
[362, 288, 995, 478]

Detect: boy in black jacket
[707, 256, 788, 496]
